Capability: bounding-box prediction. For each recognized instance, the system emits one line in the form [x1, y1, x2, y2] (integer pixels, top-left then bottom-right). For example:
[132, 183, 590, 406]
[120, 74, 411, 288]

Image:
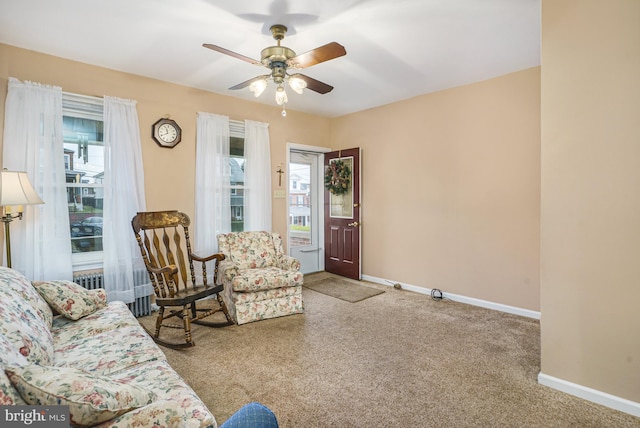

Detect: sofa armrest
[218, 260, 239, 284]
[278, 255, 301, 271]
[99, 399, 215, 428]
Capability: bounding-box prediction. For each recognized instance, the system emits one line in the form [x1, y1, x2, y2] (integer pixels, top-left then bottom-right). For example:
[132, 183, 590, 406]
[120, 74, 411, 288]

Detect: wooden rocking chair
[131, 210, 233, 349]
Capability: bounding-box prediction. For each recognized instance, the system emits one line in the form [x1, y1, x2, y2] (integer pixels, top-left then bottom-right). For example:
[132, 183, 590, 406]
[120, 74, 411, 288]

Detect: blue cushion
[220, 402, 278, 428]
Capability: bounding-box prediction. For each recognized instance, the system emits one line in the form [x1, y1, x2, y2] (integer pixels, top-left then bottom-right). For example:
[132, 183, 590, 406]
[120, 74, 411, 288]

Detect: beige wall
[331, 67, 541, 311]
[0, 43, 331, 240]
[0, 44, 542, 312]
[541, 0, 640, 402]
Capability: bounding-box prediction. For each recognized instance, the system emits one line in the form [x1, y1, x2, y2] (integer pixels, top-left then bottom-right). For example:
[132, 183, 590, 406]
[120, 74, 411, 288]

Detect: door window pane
[329, 157, 354, 218]
[289, 162, 311, 247]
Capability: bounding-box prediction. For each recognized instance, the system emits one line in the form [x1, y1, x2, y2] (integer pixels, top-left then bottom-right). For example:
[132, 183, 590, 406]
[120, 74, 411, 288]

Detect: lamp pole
[1, 210, 23, 269]
[0, 170, 44, 268]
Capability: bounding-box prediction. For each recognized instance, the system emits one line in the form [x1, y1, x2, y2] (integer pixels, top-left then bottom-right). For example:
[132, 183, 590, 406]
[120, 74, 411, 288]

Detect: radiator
[73, 270, 152, 317]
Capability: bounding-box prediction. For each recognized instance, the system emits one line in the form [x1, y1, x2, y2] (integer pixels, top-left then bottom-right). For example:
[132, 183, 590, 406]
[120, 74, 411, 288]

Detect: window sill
[72, 251, 104, 272]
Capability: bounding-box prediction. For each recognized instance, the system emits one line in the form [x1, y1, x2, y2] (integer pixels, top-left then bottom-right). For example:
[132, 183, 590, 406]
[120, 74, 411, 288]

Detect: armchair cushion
[230, 266, 303, 292]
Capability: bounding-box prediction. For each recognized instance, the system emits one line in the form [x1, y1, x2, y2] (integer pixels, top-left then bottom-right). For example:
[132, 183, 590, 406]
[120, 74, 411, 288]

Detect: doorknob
[348, 221, 360, 227]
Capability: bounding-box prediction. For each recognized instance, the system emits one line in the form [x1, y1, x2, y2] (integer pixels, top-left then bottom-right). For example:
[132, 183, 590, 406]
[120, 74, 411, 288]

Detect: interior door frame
[286, 142, 331, 271]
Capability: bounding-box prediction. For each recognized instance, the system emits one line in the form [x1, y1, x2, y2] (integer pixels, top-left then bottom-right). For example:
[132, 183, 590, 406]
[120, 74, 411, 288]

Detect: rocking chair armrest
[144, 263, 178, 276]
[190, 252, 226, 263]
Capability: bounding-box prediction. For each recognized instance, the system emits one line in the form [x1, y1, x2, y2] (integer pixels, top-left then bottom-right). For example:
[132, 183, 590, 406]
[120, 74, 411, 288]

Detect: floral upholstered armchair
[217, 231, 304, 325]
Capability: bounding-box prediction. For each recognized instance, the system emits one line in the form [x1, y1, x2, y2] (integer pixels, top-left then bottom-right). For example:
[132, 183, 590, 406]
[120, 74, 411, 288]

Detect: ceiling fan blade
[296, 74, 334, 94]
[203, 44, 262, 66]
[288, 42, 346, 69]
[229, 76, 267, 90]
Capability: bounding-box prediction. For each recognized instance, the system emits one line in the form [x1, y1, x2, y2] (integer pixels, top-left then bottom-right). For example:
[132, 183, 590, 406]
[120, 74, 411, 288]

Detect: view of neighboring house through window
[289, 163, 311, 243]
[62, 93, 104, 264]
[230, 121, 245, 232]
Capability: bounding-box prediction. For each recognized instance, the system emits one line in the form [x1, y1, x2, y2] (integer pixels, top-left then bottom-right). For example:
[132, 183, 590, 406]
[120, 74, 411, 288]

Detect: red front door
[324, 148, 361, 280]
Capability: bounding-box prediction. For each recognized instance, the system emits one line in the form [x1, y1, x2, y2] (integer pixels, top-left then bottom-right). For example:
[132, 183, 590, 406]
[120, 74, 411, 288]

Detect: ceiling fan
[203, 24, 346, 115]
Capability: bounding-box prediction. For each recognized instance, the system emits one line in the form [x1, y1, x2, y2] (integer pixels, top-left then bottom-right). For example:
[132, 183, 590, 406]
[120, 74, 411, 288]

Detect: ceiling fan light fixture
[204, 23, 346, 116]
[249, 78, 268, 97]
[275, 85, 288, 105]
[288, 75, 307, 94]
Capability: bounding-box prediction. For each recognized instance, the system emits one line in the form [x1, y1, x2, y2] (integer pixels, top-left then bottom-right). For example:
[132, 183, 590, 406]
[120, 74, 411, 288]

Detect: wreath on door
[324, 159, 351, 195]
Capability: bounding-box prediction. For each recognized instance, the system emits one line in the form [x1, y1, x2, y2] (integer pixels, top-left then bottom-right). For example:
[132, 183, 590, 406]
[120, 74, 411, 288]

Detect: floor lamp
[0, 170, 44, 268]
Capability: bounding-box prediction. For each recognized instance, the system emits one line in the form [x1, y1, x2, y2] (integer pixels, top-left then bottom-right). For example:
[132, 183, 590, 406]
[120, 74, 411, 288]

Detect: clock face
[152, 118, 182, 148]
[158, 123, 177, 143]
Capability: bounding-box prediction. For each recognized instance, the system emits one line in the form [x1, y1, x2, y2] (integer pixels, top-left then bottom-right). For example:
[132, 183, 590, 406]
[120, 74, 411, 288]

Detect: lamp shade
[0, 171, 44, 206]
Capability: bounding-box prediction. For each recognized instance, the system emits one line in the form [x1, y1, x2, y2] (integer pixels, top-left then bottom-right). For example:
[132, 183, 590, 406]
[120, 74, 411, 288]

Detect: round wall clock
[152, 118, 182, 148]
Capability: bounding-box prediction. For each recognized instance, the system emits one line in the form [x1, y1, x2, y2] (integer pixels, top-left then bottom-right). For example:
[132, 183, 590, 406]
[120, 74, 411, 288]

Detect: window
[229, 120, 245, 232]
[62, 93, 104, 268]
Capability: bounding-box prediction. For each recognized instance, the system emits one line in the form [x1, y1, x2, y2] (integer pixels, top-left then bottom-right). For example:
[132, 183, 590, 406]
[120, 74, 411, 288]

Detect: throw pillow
[32, 280, 106, 320]
[7, 365, 156, 427]
[87, 288, 108, 307]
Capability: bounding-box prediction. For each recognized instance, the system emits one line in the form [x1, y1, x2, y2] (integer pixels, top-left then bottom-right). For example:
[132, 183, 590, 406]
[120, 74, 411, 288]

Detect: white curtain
[194, 112, 231, 255]
[102, 96, 147, 303]
[2, 78, 73, 280]
[244, 120, 272, 231]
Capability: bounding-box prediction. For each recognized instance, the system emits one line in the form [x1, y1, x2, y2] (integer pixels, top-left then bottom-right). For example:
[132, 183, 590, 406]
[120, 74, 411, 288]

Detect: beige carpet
[138, 272, 640, 427]
[303, 276, 384, 302]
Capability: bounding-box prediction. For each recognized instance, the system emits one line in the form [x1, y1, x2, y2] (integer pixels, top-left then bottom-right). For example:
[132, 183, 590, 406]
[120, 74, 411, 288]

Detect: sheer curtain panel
[244, 120, 272, 232]
[194, 112, 231, 256]
[2, 78, 73, 280]
[102, 96, 148, 303]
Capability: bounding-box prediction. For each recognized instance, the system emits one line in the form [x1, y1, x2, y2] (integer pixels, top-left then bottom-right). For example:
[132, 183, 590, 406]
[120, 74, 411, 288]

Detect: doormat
[303, 277, 385, 303]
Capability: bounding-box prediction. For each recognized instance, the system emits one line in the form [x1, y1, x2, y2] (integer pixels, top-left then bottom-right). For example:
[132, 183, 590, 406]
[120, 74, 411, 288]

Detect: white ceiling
[0, 0, 540, 118]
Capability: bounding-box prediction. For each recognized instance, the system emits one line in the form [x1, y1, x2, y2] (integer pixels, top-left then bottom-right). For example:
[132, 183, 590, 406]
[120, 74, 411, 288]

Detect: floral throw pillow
[32, 280, 107, 320]
[7, 365, 156, 427]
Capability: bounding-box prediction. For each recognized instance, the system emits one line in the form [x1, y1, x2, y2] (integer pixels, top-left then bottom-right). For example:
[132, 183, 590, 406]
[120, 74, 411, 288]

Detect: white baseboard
[361, 274, 541, 319]
[538, 372, 640, 417]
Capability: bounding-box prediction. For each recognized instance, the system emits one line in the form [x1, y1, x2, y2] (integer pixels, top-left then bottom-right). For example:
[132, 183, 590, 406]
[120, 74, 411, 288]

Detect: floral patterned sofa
[0, 266, 217, 427]
[217, 231, 304, 325]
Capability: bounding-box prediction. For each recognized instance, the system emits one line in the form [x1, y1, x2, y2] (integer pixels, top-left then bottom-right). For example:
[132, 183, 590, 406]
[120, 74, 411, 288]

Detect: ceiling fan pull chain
[281, 104, 287, 117]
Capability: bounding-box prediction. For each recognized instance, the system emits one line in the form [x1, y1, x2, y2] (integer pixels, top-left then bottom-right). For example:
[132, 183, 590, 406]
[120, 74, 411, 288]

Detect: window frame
[62, 92, 105, 271]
